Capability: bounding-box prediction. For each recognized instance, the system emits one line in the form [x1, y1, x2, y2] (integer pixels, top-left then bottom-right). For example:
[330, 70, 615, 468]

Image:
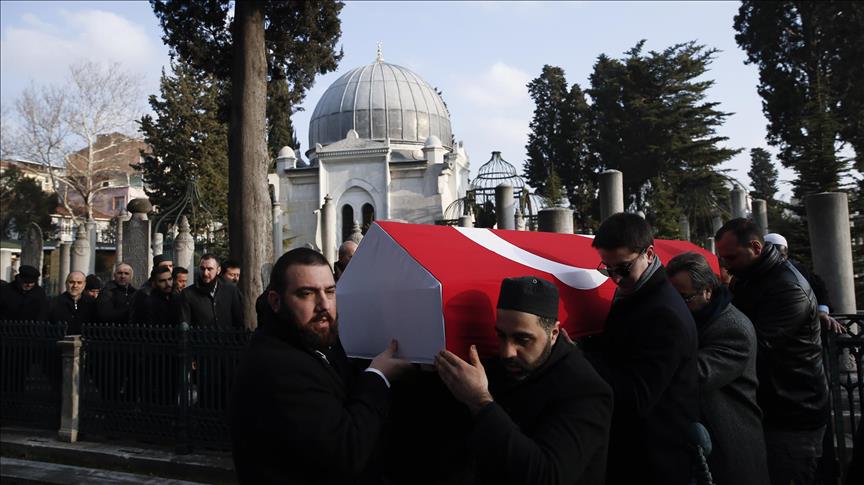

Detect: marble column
[538, 207, 574, 234]
[321, 194, 336, 267]
[806, 192, 857, 313]
[752, 199, 768, 234]
[59, 242, 71, 285]
[122, 199, 152, 288]
[173, 216, 195, 284]
[495, 184, 515, 230]
[599, 169, 624, 222]
[730, 187, 747, 219]
[70, 225, 90, 275]
[678, 215, 691, 241]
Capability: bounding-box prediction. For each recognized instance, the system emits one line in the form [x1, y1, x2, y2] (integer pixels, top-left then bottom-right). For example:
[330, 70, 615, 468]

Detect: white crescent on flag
[453, 227, 608, 290]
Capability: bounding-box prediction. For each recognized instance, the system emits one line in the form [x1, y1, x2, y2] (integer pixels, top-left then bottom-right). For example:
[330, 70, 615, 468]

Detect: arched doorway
[362, 203, 375, 234]
[342, 204, 354, 242]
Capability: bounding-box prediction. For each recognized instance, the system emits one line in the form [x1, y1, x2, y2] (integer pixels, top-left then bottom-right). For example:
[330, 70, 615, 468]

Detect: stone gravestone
[71, 225, 90, 274]
[122, 199, 152, 289]
[173, 216, 195, 285]
[20, 224, 44, 281]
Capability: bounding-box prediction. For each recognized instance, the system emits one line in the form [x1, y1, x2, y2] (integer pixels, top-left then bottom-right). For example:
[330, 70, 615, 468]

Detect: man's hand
[370, 340, 411, 382]
[435, 345, 494, 415]
[819, 312, 846, 335]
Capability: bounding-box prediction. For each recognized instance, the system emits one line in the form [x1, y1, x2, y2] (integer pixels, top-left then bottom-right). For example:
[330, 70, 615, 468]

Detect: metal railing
[0, 321, 67, 429]
[78, 322, 251, 451]
[822, 313, 863, 483]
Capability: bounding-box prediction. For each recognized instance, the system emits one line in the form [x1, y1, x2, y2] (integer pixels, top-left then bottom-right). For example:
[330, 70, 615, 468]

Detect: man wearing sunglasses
[582, 212, 698, 485]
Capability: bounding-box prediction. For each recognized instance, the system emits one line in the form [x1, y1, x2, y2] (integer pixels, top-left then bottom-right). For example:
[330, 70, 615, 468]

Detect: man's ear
[750, 239, 764, 255]
[550, 321, 561, 344]
[646, 245, 656, 263]
[266, 290, 281, 313]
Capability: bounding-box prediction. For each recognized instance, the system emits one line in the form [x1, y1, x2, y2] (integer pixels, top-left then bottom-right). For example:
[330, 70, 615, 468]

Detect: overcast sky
[0, 1, 801, 200]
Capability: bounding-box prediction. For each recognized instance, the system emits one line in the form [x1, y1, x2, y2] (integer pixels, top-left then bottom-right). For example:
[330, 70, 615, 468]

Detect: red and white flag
[337, 221, 718, 363]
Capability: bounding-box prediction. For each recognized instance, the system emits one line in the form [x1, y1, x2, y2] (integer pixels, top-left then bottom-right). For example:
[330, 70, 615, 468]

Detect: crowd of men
[0, 253, 244, 332]
[0, 213, 854, 484]
[230, 214, 849, 485]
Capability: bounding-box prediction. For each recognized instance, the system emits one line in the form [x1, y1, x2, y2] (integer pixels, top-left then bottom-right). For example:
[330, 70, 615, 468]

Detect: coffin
[337, 221, 718, 363]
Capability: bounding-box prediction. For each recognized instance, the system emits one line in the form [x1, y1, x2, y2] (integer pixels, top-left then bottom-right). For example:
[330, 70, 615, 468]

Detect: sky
[0, 0, 800, 200]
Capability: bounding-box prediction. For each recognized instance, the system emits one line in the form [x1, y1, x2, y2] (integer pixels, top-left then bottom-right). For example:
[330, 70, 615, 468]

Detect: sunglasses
[597, 248, 646, 278]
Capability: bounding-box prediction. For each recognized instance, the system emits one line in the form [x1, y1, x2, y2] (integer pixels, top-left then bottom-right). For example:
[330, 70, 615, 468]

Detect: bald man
[96, 263, 137, 324]
[48, 271, 95, 334]
[334, 240, 358, 281]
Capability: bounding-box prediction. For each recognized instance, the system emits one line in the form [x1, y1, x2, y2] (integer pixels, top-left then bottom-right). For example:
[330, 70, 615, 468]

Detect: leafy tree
[151, 0, 343, 158]
[734, 1, 864, 200]
[0, 167, 56, 239]
[747, 148, 778, 202]
[587, 41, 738, 239]
[137, 60, 229, 246]
[151, 0, 344, 326]
[524, 66, 597, 230]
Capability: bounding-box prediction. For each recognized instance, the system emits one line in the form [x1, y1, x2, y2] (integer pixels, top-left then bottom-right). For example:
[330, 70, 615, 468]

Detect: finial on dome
[375, 42, 384, 63]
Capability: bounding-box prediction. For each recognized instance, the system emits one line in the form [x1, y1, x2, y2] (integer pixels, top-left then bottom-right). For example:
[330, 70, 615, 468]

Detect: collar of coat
[731, 242, 783, 281]
[488, 336, 574, 395]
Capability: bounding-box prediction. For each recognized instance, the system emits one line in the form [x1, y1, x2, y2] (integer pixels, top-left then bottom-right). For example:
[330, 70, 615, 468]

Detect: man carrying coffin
[230, 248, 410, 484]
[435, 276, 613, 485]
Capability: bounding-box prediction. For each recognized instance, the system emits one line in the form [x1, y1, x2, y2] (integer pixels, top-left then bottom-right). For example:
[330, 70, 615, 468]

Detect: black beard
[502, 335, 553, 382]
[275, 305, 339, 352]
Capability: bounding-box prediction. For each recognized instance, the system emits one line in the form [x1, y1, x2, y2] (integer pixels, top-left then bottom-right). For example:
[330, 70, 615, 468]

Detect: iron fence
[822, 313, 863, 483]
[0, 320, 66, 429]
[78, 322, 252, 451]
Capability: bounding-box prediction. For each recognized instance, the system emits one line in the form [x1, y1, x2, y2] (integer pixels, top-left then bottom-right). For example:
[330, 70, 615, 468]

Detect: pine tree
[747, 148, 778, 202]
[137, 60, 230, 250]
[734, 1, 863, 200]
[588, 41, 738, 240]
[524, 66, 569, 198]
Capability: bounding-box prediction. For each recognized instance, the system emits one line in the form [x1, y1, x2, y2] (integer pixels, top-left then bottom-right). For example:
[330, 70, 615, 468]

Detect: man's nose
[501, 341, 517, 359]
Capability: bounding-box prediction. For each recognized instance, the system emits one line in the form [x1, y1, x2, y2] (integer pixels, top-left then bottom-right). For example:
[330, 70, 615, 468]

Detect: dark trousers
[765, 426, 825, 485]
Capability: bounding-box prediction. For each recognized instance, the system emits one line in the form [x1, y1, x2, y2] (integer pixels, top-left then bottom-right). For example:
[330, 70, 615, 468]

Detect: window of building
[113, 196, 126, 212]
[342, 205, 354, 242]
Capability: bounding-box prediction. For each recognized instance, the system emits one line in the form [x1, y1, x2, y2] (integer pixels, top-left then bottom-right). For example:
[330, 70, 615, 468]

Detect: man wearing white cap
[764, 233, 844, 334]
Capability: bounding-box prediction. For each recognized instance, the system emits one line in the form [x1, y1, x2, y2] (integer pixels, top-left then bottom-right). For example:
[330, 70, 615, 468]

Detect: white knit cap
[764, 233, 788, 248]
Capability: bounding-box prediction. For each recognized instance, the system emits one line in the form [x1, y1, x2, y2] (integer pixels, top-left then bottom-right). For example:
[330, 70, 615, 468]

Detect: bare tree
[12, 61, 142, 223]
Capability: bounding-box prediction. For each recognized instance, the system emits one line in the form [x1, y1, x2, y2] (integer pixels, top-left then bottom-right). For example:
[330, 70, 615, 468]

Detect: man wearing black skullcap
[0, 265, 48, 321]
[582, 213, 698, 485]
[435, 276, 613, 485]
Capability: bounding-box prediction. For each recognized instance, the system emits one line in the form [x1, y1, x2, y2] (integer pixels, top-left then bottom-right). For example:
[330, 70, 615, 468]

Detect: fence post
[57, 335, 82, 443]
[175, 321, 192, 454]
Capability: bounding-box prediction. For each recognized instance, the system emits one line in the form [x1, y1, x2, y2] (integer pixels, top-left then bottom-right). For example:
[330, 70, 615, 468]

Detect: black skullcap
[18, 265, 40, 283]
[85, 274, 103, 291]
[153, 254, 171, 266]
[496, 276, 559, 320]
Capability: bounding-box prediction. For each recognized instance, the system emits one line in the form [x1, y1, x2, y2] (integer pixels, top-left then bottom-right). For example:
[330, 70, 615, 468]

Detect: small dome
[276, 146, 296, 160]
[127, 198, 152, 214]
[309, 59, 452, 149]
[424, 135, 443, 148]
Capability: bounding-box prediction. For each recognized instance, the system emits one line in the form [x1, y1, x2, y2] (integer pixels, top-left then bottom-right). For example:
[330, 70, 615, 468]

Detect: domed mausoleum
[272, 49, 471, 254]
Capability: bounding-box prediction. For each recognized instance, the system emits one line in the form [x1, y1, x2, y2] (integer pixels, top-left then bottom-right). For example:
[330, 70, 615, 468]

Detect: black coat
[582, 265, 699, 485]
[95, 281, 137, 324]
[729, 243, 829, 431]
[180, 280, 243, 328]
[0, 280, 49, 321]
[129, 289, 181, 326]
[47, 292, 95, 335]
[230, 312, 391, 484]
[469, 337, 613, 485]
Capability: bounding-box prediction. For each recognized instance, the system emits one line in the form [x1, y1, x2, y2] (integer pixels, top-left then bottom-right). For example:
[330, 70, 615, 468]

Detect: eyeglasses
[597, 248, 646, 278]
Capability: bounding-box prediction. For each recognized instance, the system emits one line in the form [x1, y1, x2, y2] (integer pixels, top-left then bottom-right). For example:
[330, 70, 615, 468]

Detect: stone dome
[309, 57, 452, 149]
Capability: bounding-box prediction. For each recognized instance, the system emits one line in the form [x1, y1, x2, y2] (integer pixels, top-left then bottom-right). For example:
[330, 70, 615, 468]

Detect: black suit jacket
[230, 313, 391, 484]
[48, 292, 95, 335]
[0, 280, 49, 321]
[582, 265, 699, 485]
[180, 280, 243, 328]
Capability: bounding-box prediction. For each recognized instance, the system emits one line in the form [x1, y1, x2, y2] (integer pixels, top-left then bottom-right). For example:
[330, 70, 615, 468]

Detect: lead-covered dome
[309, 56, 452, 150]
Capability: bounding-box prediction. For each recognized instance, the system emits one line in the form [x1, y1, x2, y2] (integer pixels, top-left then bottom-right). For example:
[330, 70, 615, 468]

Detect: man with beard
[435, 276, 613, 485]
[130, 266, 180, 325]
[84, 275, 103, 299]
[0, 265, 48, 321]
[48, 271, 95, 335]
[716, 219, 828, 484]
[180, 254, 243, 328]
[230, 248, 410, 484]
[221, 259, 241, 285]
[581, 213, 698, 485]
[96, 263, 136, 324]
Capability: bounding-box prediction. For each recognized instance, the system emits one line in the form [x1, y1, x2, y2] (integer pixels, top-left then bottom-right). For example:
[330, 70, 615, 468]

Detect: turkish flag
[337, 221, 718, 363]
